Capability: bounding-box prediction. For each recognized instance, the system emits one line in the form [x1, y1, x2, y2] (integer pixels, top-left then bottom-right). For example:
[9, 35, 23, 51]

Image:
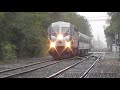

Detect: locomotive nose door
[61, 27, 70, 42]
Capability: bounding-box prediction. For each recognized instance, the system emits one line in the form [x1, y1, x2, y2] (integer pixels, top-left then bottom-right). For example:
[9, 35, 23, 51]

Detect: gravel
[86, 52, 120, 78]
[1, 52, 120, 78]
[56, 52, 120, 78]
[0, 55, 52, 71]
[0, 60, 58, 78]
[11, 59, 82, 78]
[55, 56, 99, 78]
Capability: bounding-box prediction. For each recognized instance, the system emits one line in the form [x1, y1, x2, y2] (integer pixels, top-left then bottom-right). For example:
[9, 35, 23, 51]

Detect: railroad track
[80, 53, 104, 78]
[0, 53, 96, 78]
[0, 59, 54, 78]
[0, 56, 80, 78]
[47, 53, 103, 78]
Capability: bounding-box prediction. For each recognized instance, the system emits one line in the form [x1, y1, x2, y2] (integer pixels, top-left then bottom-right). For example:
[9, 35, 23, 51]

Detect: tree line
[0, 12, 92, 60]
[104, 12, 120, 49]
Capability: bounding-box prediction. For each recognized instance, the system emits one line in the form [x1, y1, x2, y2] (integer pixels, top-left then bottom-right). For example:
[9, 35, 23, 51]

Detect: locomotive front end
[48, 21, 72, 59]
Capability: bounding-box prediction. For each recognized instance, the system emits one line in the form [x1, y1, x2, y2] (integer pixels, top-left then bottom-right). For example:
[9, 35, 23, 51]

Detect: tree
[0, 12, 92, 60]
[60, 12, 92, 37]
[104, 12, 120, 48]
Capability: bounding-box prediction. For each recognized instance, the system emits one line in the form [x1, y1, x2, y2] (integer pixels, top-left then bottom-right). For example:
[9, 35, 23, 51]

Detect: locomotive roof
[51, 21, 91, 40]
[51, 21, 70, 27]
[78, 32, 91, 40]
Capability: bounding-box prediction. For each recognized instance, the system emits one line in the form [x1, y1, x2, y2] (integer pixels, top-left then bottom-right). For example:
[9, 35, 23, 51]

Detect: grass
[0, 59, 18, 65]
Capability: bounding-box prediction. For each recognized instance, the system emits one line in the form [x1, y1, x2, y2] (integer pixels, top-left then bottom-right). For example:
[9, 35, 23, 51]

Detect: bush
[0, 41, 17, 60]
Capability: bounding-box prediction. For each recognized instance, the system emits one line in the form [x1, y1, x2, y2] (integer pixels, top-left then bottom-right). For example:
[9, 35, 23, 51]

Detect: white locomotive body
[48, 21, 91, 59]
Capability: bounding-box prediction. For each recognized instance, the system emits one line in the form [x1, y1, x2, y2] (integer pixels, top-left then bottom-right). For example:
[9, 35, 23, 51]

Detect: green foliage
[0, 41, 17, 60]
[60, 12, 92, 37]
[104, 12, 120, 47]
[0, 12, 92, 60]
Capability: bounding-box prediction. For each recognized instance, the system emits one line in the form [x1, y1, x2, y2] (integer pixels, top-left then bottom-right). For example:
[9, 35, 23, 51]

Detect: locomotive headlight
[50, 42, 56, 48]
[66, 42, 70, 48]
[57, 34, 63, 40]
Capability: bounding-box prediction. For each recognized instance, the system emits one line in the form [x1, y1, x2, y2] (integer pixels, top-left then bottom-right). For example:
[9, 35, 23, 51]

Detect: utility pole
[115, 33, 120, 57]
[97, 32, 100, 48]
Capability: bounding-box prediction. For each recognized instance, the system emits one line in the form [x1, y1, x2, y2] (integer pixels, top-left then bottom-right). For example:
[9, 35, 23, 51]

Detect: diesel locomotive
[48, 21, 91, 59]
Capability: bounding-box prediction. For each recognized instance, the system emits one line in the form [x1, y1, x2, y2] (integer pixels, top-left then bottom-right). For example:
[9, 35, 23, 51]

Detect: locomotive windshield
[51, 27, 69, 37]
[51, 27, 59, 36]
[52, 27, 59, 32]
[61, 27, 69, 36]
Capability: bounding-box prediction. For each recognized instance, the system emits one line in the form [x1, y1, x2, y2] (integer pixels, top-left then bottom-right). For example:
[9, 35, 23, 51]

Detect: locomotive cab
[48, 21, 91, 59]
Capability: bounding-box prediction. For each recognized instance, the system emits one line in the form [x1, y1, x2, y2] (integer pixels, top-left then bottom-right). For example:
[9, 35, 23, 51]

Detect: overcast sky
[77, 12, 109, 48]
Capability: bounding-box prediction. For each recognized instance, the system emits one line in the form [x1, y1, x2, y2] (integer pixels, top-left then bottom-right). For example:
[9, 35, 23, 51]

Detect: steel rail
[80, 53, 104, 78]
[1, 57, 77, 78]
[0, 59, 53, 74]
[47, 53, 96, 78]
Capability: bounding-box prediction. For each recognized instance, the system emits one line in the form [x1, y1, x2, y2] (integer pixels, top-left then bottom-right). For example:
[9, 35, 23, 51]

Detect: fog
[77, 12, 109, 48]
